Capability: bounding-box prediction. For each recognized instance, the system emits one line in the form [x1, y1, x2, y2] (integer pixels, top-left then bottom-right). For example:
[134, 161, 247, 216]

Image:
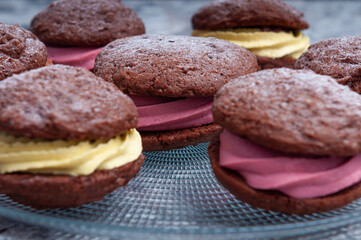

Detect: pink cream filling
[219, 130, 361, 199]
[130, 96, 213, 131]
[46, 46, 103, 70]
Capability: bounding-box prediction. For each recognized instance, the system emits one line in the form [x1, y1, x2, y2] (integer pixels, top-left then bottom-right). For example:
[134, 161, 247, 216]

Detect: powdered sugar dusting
[214, 68, 361, 156]
[295, 35, 361, 91]
[0, 23, 47, 80]
[0, 65, 137, 140]
[94, 34, 258, 97]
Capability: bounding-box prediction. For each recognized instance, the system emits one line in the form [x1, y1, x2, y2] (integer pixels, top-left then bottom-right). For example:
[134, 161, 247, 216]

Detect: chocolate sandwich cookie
[295, 36, 361, 93]
[0, 23, 47, 80]
[0, 65, 144, 208]
[30, 0, 145, 70]
[192, 0, 310, 70]
[94, 34, 258, 151]
[209, 68, 361, 214]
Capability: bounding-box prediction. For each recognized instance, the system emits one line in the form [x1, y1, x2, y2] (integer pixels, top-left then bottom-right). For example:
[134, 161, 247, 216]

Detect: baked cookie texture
[0, 23, 47, 80]
[0, 65, 143, 208]
[213, 68, 361, 157]
[256, 56, 296, 70]
[141, 124, 222, 152]
[0, 65, 137, 140]
[257, 52, 297, 70]
[94, 34, 257, 150]
[94, 34, 258, 97]
[30, 0, 145, 47]
[192, 0, 309, 30]
[208, 136, 361, 215]
[0, 154, 144, 209]
[210, 68, 361, 214]
[191, 0, 310, 70]
[295, 36, 361, 93]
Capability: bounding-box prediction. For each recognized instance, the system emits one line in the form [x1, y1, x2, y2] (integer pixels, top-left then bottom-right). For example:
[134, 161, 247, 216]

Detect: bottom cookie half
[257, 56, 296, 70]
[0, 154, 145, 209]
[208, 135, 361, 215]
[141, 123, 222, 152]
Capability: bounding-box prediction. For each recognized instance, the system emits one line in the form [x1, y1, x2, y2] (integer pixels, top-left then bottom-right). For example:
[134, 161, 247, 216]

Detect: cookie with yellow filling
[0, 65, 144, 208]
[192, 0, 310, 69]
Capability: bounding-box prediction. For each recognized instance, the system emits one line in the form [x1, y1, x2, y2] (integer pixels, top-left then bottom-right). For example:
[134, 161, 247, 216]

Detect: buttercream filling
[0, 129, 142, 176]
[192, 28, 310, 59]
[46, 46, 103, 70]
[130, 96, 213, 131]
[219, 130, 361, 199]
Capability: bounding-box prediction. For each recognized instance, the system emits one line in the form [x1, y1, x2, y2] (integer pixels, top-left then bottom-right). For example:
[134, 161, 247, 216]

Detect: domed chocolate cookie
[30, 0, 145, 71]
[0, 65, 137, 140]
[192, 0, 310, 70]
[295, 36, 361, 93]
[95, 34, 257, 97]
[30, 0, 145, 47]
[0, 65, 144, 208]
[0, 23, 47, 80]
[192, 0, 308, 31]
[213, 68, 361, 156]
[95, 34, 258, 151]
[210, 68, 361, 214]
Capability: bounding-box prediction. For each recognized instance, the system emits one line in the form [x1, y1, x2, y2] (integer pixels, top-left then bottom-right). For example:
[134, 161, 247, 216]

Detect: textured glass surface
[1, 143, 361, 239]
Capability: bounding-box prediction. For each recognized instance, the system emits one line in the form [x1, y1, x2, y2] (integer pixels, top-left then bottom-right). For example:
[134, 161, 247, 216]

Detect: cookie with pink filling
[94, 34, 258, 151]
[30, 0, 145, 70]
[209, 68, 361, 214]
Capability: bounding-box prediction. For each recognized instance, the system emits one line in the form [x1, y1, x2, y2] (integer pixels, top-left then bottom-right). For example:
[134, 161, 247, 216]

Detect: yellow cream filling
[192, 28, 310, 59]
[0, 129, 142, 176]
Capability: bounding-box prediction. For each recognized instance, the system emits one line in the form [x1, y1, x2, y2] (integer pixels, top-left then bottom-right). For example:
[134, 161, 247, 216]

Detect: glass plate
[0, 143, 361, 239]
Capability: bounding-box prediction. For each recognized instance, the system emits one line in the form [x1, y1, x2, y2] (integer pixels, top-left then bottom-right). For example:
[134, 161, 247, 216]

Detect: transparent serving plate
[0, 143, 361, 239]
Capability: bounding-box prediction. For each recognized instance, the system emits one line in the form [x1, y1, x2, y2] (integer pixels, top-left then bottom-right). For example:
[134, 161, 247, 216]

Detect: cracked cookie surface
[213, 68, 361, 156]
[30, 0, 145, 47]
[94, 34, 258, 97]
[0, 65, 137, 140]
[0, 23, 47, 80]
[295, 36, 361, 93]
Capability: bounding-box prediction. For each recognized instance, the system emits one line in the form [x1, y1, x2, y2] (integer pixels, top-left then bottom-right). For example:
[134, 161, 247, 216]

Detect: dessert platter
[2, 143, 361, 239]
[0, 0, 360, 239]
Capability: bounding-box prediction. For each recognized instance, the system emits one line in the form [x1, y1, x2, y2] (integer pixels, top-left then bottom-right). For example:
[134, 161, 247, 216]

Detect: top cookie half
[295, 36, 361, 93]
[30, 0, 145, 47]
[94, 34, 258, 97]
[192, 0, 309, 30]
[0, 23, 47, 80]
[0, 65, 137, 140]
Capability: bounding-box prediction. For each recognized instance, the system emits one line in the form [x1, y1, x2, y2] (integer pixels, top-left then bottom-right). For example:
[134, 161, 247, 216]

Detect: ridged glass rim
[1, 202, 361, 238]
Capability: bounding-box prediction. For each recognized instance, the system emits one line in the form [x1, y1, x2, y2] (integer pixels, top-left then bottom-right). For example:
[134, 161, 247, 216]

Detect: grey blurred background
[0, 0, 360, 43]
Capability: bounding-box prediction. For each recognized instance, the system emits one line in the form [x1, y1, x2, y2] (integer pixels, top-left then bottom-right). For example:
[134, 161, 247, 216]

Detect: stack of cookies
[0, 0, 360, 216]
